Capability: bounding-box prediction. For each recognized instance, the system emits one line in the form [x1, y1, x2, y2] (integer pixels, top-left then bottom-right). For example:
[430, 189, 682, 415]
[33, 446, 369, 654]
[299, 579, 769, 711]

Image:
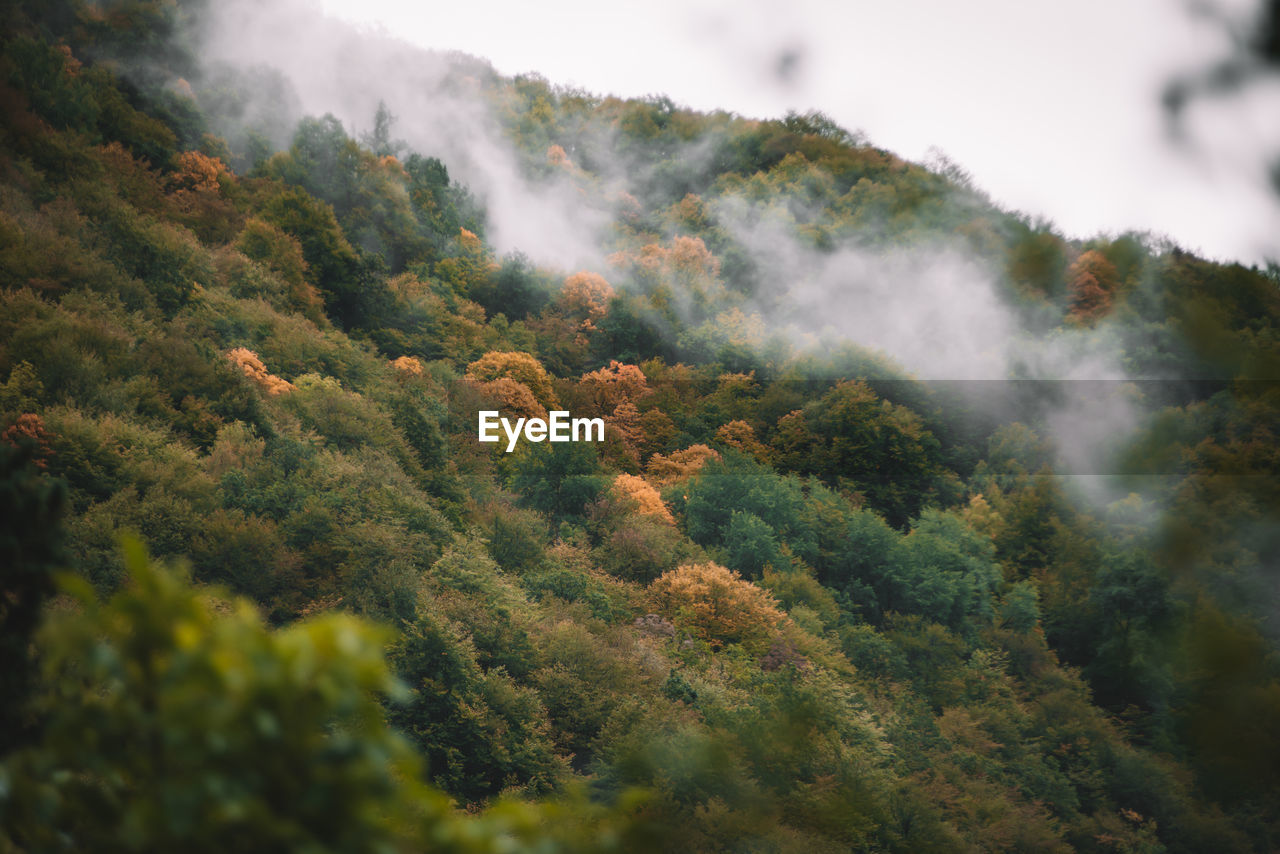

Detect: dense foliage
[2, 1, 1279, 850]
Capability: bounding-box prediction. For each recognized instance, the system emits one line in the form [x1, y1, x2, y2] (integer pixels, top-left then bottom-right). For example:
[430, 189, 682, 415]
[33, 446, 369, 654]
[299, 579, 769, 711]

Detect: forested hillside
[2, 1, 1279, 851]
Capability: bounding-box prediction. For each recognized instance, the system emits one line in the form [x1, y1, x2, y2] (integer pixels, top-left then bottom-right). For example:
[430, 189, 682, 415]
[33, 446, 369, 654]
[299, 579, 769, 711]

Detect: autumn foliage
[2, 414, 53, 467]
[560, 271, 614, 329]
[577, 361, 649, 414]
[168, 150, 225, 193]
[4, 16, 1278, 850]
[646, 444, 720, 486]
[714, 420, 770, 461]
[612, 474, 674, 523]
[390, 356, 424, 378]
[651, 561, 784, 647]
[1067, 249, 1120, 322]
[226, 348, 294, 395]
[477, 376, 546, 420]
[546, 144, 572, 168]
[465, 351, 559, 413]
[608, 235, 720, 281]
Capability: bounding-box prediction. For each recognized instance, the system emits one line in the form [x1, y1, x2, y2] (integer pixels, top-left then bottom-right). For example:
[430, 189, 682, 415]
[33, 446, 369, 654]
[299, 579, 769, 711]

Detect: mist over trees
[2, 0, 1280, 851]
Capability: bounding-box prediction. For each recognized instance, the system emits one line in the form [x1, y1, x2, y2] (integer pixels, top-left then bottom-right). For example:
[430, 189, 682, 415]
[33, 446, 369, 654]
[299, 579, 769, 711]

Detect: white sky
[317, 0, 1280, 264]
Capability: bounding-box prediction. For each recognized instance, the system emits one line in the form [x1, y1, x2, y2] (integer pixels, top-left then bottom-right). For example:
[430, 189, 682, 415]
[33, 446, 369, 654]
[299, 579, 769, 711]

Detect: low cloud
[200, 0, 611, 270]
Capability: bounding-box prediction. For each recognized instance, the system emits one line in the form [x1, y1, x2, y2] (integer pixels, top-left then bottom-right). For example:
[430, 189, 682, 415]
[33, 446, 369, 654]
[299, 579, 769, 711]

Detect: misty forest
[2, 1, 1280, 851]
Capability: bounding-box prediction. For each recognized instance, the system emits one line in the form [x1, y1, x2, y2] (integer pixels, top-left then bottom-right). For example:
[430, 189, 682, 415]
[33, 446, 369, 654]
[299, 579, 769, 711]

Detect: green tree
[0, 539, 639, 852]
[0, 438, 66, 754]
[772, 380, 946, 528]
[509, 442, 604, 523]
[0, 539, 447, 851]
[259, 185, 390, 329]
[678, 451, 809, 556]
[389, 606, 565, 803]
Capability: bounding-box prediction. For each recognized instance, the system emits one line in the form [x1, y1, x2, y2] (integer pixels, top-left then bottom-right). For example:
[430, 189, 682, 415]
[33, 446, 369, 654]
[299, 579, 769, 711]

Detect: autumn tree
[651, 561, 784, 648]
[560, 271, 614, 331]
[607, 237, 723, 324]
[227, 347, 294, 396]
[168, 149, 224, 192]
[546, 144, 572, 168]
[577, 361, 649, 415]
[390, 355, 424, 379]
[465, 351, 559, 414]
[646, 444, 720, 487]
[714, 420, 769, 462]
[612, 473, 674, 523]
[1066, 249, 1120, 323]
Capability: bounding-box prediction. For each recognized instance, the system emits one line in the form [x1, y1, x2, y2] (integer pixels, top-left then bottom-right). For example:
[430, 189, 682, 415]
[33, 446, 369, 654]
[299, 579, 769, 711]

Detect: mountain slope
[2, 2, 1279, 851]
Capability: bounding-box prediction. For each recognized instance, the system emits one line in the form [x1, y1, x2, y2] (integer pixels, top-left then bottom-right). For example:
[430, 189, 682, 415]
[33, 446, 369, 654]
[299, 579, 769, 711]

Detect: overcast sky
[317, 0, 1279, 265]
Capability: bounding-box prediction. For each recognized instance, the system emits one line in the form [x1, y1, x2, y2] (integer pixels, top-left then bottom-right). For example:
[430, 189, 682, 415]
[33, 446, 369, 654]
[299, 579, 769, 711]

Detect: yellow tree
[390, 355, 424, 379]
[227, 348, 294, 396]
[651, 561, 784, 648]
[612, 473, 674, 523]
[560, 271, 614, 331]
[476, 377, 546, 420]
[715, 420, 770, 462]
[168, 150, 226, 193]
[465, 351, 559, 412]
[646, 444, 720, 487]
[577, 361, 649, 414]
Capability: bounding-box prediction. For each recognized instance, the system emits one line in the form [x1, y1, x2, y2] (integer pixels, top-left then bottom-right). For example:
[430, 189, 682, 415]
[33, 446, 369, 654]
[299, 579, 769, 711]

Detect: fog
[321, 0, 1280, 266]
[704, 194, 1146, 481]
[189, 0, 1183, 486]
[201, 0, 612, 271]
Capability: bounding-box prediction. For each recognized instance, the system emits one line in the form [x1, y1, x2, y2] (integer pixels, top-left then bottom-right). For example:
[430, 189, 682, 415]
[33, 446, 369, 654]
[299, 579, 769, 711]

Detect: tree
[721, 510, 788, 578]
[892, 510, 1002, 632]
[259, 186, 369, 328]
[650, 561, 784, 649]
[560, 271, 614, 331]
[466, 351, 559, 412]
[0, 437, 66, 754]
[0, 540, 640, 851]
[820, 506, 898, 610]
[509, 441, 604, 522]
[678, 452, 808, 556]
[1, 539, 446, 851]
[226, 347, 295, 396]
[234, 217, 323, 319]
[646, 444, 719, 487]
[1083, 551, 1179, 713]
[772, 380, 945, 528]
[471, 252, 552, 320]
[577, 361, 649, 416]
[361, 100, 403, 158]
[389, 604, 565, 803]
[611, 474, 673, 523]
[714, 420, 769, 462]
[1066, 249, 1119, 323]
